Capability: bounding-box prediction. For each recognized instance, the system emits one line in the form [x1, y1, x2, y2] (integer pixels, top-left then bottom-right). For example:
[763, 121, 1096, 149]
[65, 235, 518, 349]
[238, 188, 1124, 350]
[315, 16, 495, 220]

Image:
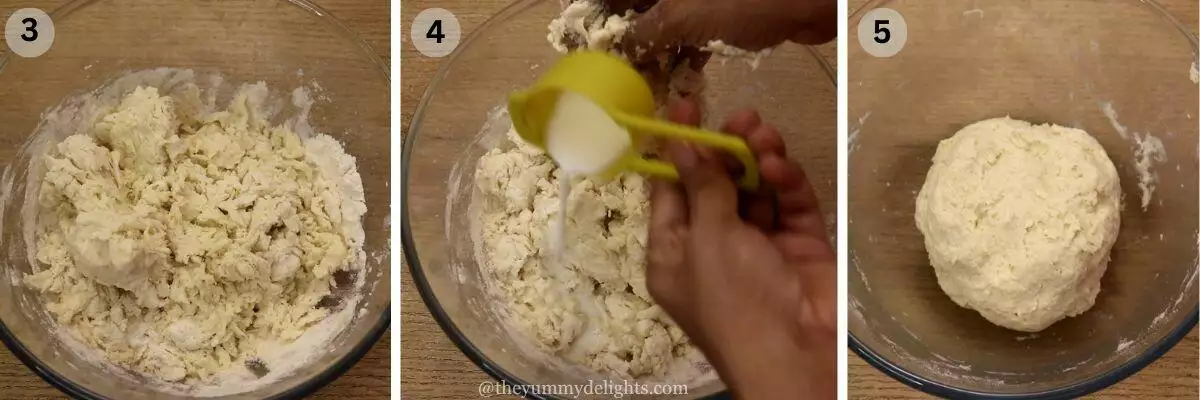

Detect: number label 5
[873, 20, 890, 44]
[6, 9, 55, 58]
[411, 8, 460, 58]
[858, 8, 907, 58]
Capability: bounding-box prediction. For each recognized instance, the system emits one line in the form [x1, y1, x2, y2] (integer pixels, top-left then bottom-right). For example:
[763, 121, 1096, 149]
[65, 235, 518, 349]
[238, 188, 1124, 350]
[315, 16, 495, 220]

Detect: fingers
[739, 190, 778, 230]
[746, 124, 788, 158]
[665, 142, 740, 230]
[722, 110, 787, 158]
[647, 178, 689, 294]
[622, 0, 683, 63]
[771, 233, 836, 265]
[650, 178, 688, 232]
[649, 96, 693, 229]
[717, 110, 823, 233]
[667, 98, 701, 126]
[760, 155, 825, 233]
[667, 97, 738, 231]
[722, 109, 762, 137]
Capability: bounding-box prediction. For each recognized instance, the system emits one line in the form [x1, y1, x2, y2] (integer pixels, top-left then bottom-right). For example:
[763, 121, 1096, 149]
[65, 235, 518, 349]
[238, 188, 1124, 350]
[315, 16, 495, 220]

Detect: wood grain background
[401, 0, 1199, 399]
[0, 0, 390, 398]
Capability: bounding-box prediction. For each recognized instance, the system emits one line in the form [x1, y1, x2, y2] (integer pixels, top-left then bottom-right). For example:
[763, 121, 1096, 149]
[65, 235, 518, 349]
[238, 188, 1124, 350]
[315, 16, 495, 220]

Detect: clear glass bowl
[848, 0, 1198, 398]
[402, 0, 835, 398]
[0, 0, 390, 398]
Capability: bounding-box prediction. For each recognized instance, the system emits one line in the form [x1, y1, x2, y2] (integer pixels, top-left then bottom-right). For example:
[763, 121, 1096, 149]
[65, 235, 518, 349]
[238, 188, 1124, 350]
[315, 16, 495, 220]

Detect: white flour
[15, 69, 366, 395]
[1099, 101, 1168, 210]
[701, 40, 774, 70]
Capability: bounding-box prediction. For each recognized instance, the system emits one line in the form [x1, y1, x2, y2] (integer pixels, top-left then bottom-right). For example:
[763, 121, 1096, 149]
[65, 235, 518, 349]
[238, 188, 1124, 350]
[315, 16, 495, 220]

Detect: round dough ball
[915, 117, 1121, 332]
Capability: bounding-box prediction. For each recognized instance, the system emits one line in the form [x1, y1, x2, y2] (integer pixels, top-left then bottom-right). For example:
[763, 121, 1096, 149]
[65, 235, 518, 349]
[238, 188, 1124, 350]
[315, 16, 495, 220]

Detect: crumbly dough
[547, 0, 634, 54]
[473, 127, 695, 378]
[915, 117, 1121, 332]
[27, 84, 365, 383]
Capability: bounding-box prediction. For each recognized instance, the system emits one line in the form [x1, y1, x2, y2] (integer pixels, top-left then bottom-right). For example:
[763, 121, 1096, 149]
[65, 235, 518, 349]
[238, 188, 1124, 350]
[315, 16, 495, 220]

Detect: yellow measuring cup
[507, 50, 760, 190]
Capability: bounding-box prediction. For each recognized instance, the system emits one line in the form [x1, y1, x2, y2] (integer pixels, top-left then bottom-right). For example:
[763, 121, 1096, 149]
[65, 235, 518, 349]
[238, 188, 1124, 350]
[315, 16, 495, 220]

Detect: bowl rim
[401, 0, 834, 398]
[847, 0, 1200, 398]
[0, 0, 391, 398]
[849, 311, 1198, 399]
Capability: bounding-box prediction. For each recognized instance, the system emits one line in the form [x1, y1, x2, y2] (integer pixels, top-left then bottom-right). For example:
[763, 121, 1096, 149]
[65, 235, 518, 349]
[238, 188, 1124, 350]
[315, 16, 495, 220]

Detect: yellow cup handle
[611, 112, 760, 190]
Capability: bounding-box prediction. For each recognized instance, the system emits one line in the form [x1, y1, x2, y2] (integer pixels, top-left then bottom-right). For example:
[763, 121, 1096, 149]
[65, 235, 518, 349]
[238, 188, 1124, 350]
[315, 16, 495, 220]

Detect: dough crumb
[547, 0, 635, 54]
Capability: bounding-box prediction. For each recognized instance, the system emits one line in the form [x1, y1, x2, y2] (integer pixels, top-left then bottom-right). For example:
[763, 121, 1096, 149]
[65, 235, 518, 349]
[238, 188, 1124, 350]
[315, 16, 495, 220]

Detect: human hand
[604, 0, 836, 59]
[645, 98, 836, 399]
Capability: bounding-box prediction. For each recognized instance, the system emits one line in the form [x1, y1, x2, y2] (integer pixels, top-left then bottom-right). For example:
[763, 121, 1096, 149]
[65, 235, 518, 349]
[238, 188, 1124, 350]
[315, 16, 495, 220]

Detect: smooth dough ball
[915, 117, 1121, 332]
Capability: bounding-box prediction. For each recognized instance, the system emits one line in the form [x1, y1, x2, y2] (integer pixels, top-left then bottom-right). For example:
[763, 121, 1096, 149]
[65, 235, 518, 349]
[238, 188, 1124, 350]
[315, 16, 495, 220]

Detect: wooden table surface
[0, 0, 390, 398]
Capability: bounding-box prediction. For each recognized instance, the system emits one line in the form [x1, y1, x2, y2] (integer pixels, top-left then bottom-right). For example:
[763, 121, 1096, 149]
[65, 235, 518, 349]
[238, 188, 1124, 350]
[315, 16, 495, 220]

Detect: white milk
[545, 91, 632, 175]
[545, 91, 633, 259]
[544, 91, 630, 344]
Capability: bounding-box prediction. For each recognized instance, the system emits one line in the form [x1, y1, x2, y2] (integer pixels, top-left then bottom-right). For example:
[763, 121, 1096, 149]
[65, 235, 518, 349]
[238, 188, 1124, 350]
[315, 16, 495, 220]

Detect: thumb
[666, 142, 740, 230]
[620, 0, 685, 64]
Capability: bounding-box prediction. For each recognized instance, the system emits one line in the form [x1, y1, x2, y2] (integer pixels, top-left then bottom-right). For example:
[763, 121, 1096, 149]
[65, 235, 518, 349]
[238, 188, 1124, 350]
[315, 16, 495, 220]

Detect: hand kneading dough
[915, 117, 1121, 332]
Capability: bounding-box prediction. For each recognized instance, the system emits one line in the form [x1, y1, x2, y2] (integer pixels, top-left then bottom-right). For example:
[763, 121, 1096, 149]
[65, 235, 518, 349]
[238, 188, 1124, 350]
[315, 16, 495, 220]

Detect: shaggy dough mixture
[547, 0, 634, 54]
[915, 117, 1121, 332]
[473, 127, 697, 378]
[26, 83, 366, 383]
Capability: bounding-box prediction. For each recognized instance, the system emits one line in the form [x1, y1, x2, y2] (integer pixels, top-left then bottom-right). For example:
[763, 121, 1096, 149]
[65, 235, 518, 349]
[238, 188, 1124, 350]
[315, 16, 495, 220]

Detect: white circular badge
[5, 8, 55, 58]
[857, 8, 907, 58]
[410, 8, 461, 58]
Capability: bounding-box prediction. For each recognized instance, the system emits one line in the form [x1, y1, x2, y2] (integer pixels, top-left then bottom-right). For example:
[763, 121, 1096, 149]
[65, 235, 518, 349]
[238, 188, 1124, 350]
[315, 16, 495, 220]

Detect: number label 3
[411, 8, 460, 58]
[20, 17, 38, 41]
[858, 8, 907, 58]
[6, 8, 55, 58]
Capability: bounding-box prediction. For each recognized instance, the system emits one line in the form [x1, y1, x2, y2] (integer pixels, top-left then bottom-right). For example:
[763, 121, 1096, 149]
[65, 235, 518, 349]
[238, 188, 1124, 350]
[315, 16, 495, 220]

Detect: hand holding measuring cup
[645, 97, 836, 400]
[507, 50, 760, 189]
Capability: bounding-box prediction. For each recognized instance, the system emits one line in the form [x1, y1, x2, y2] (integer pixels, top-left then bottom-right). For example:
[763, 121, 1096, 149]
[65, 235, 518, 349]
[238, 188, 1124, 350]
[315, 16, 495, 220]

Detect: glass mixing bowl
[0, 0, 390, 398]
[402, 0, 835, 398]
[848, 0, 1198, 398]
